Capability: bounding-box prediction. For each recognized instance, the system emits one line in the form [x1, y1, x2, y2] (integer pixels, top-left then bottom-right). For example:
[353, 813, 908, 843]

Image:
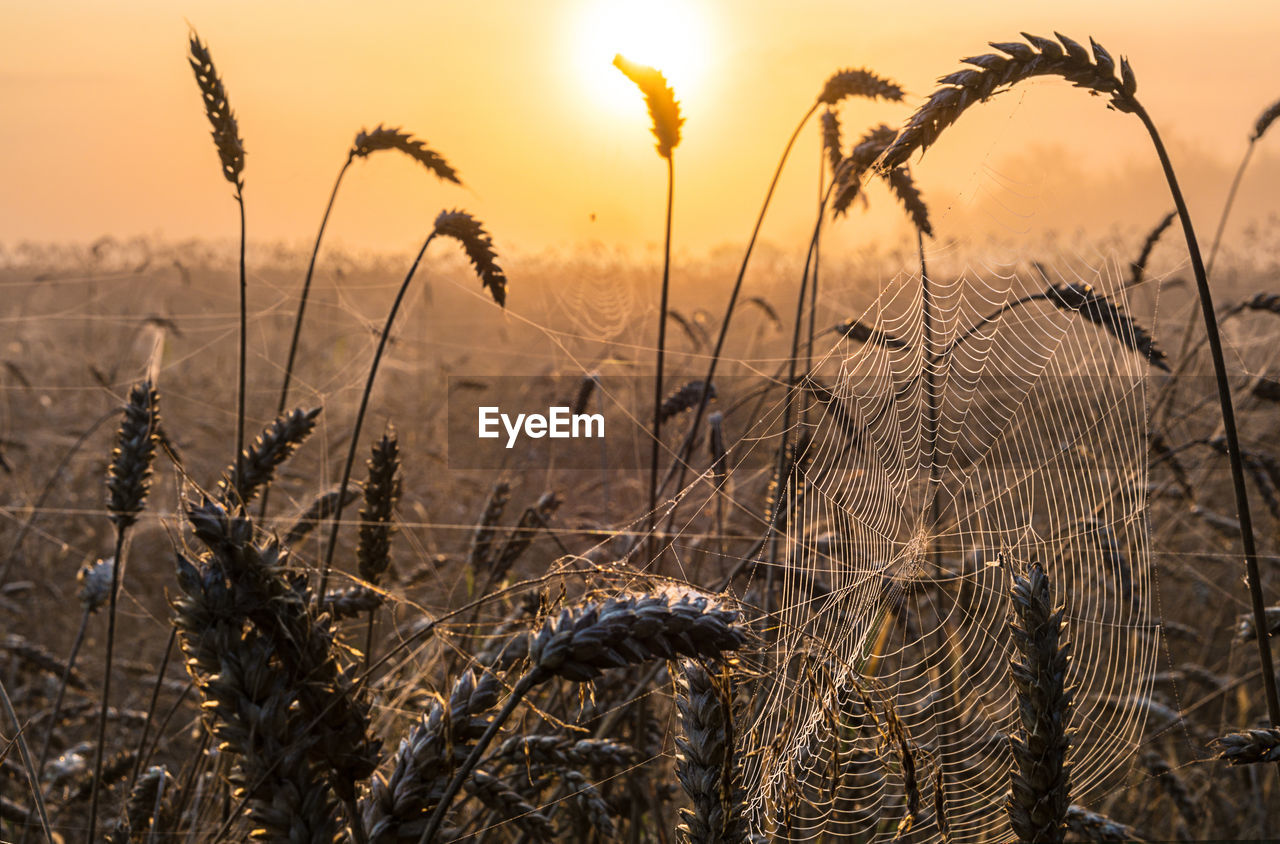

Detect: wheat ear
[218, 405, 321, 506]
[187, 30, 249, 506]
[675, 661, 748, 844]
[419, 593, 751, 843]
[88, 381, 160, 844]
[1006, 561, 1073, 844]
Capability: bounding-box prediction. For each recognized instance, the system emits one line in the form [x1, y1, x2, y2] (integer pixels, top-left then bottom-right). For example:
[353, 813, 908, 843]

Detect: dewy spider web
[734, 242, 1159, 842]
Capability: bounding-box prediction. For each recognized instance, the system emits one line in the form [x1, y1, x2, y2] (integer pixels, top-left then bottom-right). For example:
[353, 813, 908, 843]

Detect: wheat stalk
[878, 35, 1280, 723]
[318, 211, 506, 601]
[187, 32, 244, 189]
[90, 381, 160, 843]
[271, 126, 461, 492]
[1207, 95, 1280, 275]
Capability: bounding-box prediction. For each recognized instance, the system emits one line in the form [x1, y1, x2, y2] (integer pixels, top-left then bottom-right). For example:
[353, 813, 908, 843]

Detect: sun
[574, 0, 711, 113]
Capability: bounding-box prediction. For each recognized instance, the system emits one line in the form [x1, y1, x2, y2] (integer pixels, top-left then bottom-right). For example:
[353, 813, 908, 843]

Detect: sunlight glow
[575, 0, 711, 113]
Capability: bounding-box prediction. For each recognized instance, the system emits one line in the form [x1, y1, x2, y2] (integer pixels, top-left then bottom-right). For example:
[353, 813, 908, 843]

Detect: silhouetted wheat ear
[1007, 561, 1073, 844]
[708, 411, 728, 483]
[187, 32, 244, 189]
[358, 427, 401, 586]
[112, 765, 173, 843]
[1128, 210, 1176, 288]
[467, 770, 555, 840]
[178, 496, 381, 803]
[106, 380, 160, 531]
[832, 124, 896, 216]
[433, 209, 508, 306]
[675, 661, 748, 844]
[1140, 751, 1200, 827]
[1243, 291, 1280, 314]
[1212, 727, 1280, 764]
[817, 67, 905, 105]
[322, 585, 385, 620]
[283, 484, 361, 546]
[660, 380, 717, 423]
[1046, 282, 1169, 370]
[1253, 97, 1280, 141]
[494, 735, 639, 769]
[526, 593, 751, 683]
[612, 54, 683, 159]
[218, 405, 321, 506]
[488, 490, 561, 583]
[884, 167, 933, 236]
[467, 480, 511, 570]
[351, 124, 461, 184]
[834, 315, 909, 350]
[571, 373, 598, 416]
[1064, 805, 1144, 842]
[362, 669, 502, 842]
[821, 109, 843, 174]
[881, 33, 1136, 168]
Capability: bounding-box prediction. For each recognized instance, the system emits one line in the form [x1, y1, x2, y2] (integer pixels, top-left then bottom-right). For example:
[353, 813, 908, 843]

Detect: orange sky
[2, 1, 1279, 258]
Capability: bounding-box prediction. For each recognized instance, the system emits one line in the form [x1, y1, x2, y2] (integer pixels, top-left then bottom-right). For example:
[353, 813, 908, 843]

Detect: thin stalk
[20, 606, 90, 844]
[235, 191, 247, 488]
[318, 232, 437, 600]
[1207, 141, 1256, 279]
[86, 526, 128, 844]
[648, 157, 675, 553]
[654, 104, 821, 543]
[1134, 101, 1280, 725]
[260, 158, 352, 520]
[126, 626, 177, 794]
[655, 103, 821, 524]
[419, 672, 540, 844]
[0, 675, 52, 842]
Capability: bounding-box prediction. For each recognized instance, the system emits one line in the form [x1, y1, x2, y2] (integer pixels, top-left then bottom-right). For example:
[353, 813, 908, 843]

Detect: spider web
[731, 243, 1160, 841]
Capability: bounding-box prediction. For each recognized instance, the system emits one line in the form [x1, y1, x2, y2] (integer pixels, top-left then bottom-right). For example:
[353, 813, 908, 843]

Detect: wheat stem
[648, 156, 675, 555]
[318, 232, 436, 600]
[1133, 100, 1280, 725]
[263, 158, 351, 519]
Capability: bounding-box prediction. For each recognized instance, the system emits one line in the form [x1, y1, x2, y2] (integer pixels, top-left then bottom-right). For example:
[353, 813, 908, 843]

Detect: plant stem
[0, 674, 52, 842]
[655, 103, 820, 541]
[1207, 140, 1256, 279]
[1134, 101, 1280, 725]
[318, 232, 437, 601]
[261, 158, 352, 520]
[126, 626, 177, 794]
[657, 103, 820, 521]
[235, 190, 247, 490]
[648, 156, 675, 555]
[86, 526, 128, 844]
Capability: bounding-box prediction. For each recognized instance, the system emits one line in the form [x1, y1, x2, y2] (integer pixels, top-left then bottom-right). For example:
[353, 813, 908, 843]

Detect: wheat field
[2, 22, 1280, 844]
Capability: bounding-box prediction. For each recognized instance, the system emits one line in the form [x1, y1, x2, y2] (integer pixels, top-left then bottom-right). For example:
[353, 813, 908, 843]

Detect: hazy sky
[3, 1, 1278, 257]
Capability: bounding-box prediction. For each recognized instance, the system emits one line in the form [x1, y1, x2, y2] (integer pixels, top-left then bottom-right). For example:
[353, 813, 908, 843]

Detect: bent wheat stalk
[318, 210, 504, 600]
[880, 31, 1279, 725]
[613, 53, 681, 550]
